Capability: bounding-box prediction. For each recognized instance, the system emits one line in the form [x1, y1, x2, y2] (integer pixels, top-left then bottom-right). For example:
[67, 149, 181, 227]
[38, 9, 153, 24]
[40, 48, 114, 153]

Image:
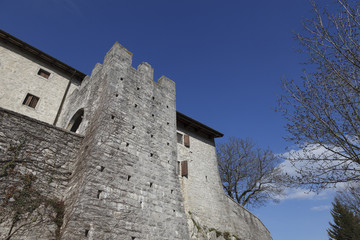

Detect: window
[177, 133, 190, 147]
[23, 94, 39, 108]
[37, 68, 50, 79]
[177, 133, 183, 144]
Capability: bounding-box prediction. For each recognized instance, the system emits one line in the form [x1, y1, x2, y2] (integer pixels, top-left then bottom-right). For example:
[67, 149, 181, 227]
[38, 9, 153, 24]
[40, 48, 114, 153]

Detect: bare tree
[217, 137, 283, 208]
[278, 0, 360, 189]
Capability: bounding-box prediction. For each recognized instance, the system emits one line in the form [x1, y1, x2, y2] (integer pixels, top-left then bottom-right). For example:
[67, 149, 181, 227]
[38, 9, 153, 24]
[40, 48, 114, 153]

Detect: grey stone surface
[0, 107, 83, 239]
[60, 43, 189, 239]
[0, 41, 80, 125]
[177, 123, 272, 240]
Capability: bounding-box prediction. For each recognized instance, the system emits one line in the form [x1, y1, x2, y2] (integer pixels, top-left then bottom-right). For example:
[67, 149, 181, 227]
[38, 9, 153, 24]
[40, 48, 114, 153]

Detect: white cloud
[311, 205, 331, 211]
[274, 143, 358, 202]
[277, 187, 335, 201]
[273, 144, 352, 202]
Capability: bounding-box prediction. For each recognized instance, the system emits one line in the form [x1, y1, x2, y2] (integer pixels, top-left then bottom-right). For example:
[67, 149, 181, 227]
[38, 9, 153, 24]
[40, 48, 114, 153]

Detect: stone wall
[0, 107, 83, 239]
[177, 123, 272, 240]
[0, 40, 81, 125]
[60, 43, 190, 239]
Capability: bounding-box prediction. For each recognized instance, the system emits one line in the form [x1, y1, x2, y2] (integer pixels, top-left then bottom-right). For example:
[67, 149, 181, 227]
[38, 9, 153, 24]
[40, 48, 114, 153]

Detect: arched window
[66, 108, 84, 133]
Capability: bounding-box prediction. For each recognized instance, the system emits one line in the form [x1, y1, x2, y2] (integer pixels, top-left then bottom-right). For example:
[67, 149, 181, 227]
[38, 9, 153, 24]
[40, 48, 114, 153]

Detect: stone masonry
[58, 43, 190, 239]
[0, 108, 83, 239]
[0, 29, 272, 240]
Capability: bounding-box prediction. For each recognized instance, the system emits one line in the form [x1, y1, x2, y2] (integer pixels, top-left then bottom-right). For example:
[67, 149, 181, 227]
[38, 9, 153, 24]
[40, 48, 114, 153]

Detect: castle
[0, 29, 271, 240]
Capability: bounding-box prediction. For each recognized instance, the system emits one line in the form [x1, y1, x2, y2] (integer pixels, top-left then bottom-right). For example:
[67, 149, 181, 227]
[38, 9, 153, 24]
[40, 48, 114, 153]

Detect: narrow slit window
[37, 68, 50, 79]
[97, 190, 102, 199]
[23, 94, 39, 108]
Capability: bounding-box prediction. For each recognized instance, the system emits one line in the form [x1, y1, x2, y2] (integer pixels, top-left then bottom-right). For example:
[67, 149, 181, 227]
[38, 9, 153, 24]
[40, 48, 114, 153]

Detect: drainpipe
[53, 70, 77, 126]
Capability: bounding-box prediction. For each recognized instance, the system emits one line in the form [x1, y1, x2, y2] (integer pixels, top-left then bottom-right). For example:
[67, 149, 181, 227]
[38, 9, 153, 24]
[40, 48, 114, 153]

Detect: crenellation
[137, 62, 154, 81]
[90, 63, 102, 78]
[103, 42, 133, 68]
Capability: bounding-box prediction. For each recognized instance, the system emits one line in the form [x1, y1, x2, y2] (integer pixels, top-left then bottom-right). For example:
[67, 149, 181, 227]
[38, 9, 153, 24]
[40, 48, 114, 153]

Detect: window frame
[37, 68, 51, 79]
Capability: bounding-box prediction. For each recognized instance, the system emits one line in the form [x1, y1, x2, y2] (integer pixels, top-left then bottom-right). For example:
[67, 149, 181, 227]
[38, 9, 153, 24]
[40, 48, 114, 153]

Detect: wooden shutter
[30, 96, 39, 108]
[24, 95, 32, 106]
[181, 161, 188, 177]
[184, 134, 190, 148]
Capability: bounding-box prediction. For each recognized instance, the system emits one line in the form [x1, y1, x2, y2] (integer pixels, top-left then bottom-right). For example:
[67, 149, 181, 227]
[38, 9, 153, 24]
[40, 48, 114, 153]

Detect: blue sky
[1, 0, 338, 239]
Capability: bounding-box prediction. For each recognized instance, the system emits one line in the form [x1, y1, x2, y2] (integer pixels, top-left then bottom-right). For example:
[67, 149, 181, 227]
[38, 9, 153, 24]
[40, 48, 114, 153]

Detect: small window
[177, 133, 183, 144]
[37, 68, 50, 79]
[23, 94, 39, 108]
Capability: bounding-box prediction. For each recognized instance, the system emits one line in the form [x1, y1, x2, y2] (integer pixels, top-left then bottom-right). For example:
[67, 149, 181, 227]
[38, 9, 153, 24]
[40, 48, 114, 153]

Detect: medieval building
[0, 29, 271, 240]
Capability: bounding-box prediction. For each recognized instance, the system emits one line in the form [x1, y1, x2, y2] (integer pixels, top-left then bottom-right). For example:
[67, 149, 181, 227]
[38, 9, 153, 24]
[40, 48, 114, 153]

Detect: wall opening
[97, 190, 102, 199]
[38, 68, 50, 79]
[23, 93, 39, 108]
[66, 108, 84, 133]
[177, 133, 183, 144]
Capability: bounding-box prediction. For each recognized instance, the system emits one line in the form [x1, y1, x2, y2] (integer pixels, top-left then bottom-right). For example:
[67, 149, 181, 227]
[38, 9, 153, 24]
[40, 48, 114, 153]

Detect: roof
[0, 29, 86, 81]
[176, 111, 224, 138]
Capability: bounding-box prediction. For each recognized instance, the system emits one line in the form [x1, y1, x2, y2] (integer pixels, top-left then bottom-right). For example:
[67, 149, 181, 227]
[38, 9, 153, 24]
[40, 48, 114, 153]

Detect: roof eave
[0, 29, 86, 81]
[176, 111, 224, 138]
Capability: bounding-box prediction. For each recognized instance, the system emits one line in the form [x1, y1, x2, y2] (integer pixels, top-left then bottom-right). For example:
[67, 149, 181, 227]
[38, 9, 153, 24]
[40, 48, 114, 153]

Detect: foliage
[0, 140, 25, 177]
[277, 0, 360, 188]
[0, 139, 65, 240]
[327, 198, 360, 240]
[336, 183, 360, 216]
[188, 211, 243, 240]
[217, 137, 283, 208]
[47, 199, 65, 239]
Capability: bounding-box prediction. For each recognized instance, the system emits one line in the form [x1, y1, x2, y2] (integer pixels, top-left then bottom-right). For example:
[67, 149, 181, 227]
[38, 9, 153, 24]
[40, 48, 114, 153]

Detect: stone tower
[59, 43, 189, 239]
[0, 29, 272, 240]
